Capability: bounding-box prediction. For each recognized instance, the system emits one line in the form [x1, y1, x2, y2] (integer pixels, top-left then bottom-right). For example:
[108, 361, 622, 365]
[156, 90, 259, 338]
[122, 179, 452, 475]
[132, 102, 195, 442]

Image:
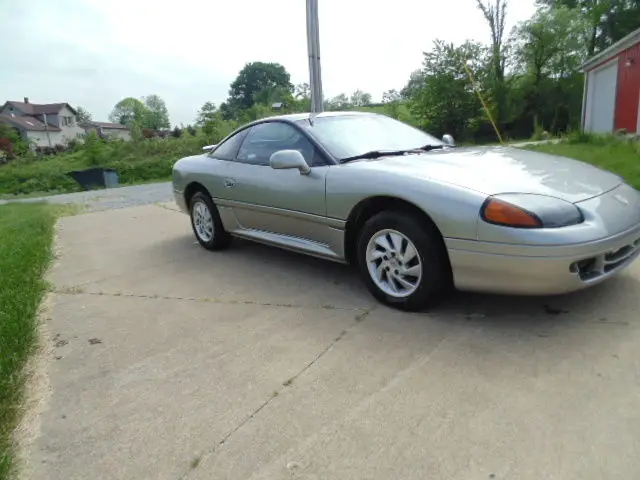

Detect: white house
[0, 98, 85, 147]
[79, 121, 132, 141]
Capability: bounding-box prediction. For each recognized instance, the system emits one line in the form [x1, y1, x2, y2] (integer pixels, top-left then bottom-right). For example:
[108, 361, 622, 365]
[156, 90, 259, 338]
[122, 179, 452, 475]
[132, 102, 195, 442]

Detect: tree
[252, 85, 295, 108]
[109, 98, 148, 127]
[195, 101, 218, 126]
[476, 0, 509, 129]
[382, 90, 403, 119]
[293, 83, 312, 112]
[326, 93, 350, 110]
[0, 124, 17, 160]
[294, 83, 311, 100]
[228, 61, 294, 111]
[0, 122, 29, 157]
[382, 90, 402, 103]
[401, 70, 426, 99]
[512, 6, 590, 131]
[75, 106, 92, 123]
[410, 40, 491, 141]
[536, 0, 640, 56]
[218, 102, 235, 121]
[350, 90, 373, 107]
[143, 94, 170, 130]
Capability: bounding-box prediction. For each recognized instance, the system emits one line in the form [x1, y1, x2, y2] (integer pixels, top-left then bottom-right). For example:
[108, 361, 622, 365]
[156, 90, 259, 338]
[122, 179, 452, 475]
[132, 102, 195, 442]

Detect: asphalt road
[18, 203, 640, 480]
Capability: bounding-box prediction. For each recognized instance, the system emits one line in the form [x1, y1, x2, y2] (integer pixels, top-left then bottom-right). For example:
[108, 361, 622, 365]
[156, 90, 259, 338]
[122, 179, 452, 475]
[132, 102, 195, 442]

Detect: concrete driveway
[22, 203, 640, 479]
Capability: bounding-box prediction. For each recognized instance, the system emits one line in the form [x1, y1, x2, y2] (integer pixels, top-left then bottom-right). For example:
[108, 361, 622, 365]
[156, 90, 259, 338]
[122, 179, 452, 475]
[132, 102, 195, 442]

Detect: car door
[220, 121, 331, 248]
[199, 128, 250, 198]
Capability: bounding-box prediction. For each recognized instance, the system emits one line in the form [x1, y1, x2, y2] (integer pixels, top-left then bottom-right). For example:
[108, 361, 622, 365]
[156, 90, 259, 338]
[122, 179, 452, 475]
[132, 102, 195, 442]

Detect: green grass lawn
[526, 136, 640, 190]
[0, 204, 57, 479]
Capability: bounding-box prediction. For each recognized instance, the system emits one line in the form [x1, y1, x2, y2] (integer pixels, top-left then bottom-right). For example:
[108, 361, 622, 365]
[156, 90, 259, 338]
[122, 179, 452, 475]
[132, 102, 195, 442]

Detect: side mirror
[202, 144, 217, 152]
[442, 134, 455, 147]
[269, 150, 311, 175]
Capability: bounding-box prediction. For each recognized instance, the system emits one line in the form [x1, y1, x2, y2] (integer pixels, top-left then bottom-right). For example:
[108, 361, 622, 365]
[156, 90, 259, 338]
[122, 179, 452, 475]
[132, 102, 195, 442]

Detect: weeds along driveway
[21, 203, 640, 480]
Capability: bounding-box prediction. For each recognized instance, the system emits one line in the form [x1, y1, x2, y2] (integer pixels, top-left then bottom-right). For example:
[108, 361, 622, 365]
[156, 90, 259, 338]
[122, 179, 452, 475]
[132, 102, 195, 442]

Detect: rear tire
[356, 210, 451, 311]
[189, 191, 232, 251]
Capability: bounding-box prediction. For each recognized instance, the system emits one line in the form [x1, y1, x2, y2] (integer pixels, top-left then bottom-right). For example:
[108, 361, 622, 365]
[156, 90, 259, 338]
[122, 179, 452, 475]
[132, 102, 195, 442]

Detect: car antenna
[309, 112, 318, 126]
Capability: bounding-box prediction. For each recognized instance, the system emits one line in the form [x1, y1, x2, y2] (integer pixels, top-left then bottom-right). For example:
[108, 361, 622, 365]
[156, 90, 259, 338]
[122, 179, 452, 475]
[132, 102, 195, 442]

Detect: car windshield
[299, 114, 444, 160]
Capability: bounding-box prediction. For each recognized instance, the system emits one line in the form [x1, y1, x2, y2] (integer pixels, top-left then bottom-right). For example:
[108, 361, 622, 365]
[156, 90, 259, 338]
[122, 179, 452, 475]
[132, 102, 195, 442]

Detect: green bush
[0, 129, 212, 196]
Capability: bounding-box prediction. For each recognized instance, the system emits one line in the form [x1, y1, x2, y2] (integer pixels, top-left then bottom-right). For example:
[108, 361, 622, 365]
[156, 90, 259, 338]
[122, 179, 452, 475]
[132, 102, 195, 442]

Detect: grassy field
[526, 134, 640, 190]
[0, 204, 57, 479]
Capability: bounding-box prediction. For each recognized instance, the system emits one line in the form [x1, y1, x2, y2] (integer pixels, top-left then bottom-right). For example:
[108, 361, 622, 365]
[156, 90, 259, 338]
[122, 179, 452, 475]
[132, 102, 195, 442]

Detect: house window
[61, 116, 74, 126]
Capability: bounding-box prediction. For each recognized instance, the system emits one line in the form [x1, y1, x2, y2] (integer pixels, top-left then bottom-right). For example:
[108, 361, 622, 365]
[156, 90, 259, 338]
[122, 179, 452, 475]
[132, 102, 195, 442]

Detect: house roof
[581, 27, 640, 71]
[80, 121, 129, 130]
[3, 101, 77, 116]
[0, 113, 61, 132]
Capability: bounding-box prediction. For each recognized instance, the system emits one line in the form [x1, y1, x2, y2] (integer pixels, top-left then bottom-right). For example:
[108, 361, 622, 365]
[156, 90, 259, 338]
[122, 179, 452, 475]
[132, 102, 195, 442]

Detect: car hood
[351, 146, 623, 203]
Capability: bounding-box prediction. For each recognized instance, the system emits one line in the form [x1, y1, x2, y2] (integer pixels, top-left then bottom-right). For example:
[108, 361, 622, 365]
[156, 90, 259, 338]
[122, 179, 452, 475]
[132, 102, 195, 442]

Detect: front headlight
[480, 193, 584, 229]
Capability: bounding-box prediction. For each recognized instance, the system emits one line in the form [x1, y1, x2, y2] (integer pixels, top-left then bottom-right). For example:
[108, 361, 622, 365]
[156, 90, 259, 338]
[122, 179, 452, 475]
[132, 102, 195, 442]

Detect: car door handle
[223, 178, 236, 188]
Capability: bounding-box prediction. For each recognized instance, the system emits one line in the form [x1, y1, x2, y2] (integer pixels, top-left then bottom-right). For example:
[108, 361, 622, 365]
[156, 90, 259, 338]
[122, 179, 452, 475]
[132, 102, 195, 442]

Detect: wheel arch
[343, 196, 450, 269]
[183, 181, 211, 210]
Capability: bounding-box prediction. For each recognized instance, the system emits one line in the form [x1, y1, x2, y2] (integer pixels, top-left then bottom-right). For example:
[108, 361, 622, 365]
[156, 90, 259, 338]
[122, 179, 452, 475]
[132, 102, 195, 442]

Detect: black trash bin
[68, 168, 119, 190]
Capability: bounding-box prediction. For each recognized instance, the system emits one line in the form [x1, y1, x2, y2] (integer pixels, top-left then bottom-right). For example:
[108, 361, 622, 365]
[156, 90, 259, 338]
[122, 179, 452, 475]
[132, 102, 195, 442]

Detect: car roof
[260, 110, 375, 122]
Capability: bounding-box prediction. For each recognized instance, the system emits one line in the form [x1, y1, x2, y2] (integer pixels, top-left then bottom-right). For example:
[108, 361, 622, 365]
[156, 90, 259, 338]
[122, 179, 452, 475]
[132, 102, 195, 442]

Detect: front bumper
[173, 188, 188, 214]
[447, 222, 640, 295]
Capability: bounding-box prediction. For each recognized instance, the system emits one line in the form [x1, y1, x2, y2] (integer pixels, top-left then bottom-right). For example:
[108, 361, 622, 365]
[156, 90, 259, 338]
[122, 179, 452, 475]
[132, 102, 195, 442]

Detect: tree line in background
[65, 0, 640, 145]
[1, 0, 639, 163]
[400, 0, 640, 142]
[185, 0, 640, 144]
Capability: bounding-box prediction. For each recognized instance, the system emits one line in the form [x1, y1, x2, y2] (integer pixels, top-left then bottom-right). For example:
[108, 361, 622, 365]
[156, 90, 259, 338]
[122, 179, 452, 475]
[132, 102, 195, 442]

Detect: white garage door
[587, 60, 618, 133]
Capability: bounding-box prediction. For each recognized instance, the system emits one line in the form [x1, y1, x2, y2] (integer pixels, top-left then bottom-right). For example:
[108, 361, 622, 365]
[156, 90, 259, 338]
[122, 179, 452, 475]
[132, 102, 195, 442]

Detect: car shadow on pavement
[156, 233, 639, 326]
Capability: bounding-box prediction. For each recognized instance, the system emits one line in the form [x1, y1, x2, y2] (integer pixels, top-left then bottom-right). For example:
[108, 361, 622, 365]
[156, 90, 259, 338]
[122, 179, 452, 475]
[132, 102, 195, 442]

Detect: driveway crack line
[242, 329, 460, 480]
[177, 306, 376, 479]
[154, 203, 183, 213]
[51, 289, 368, 311]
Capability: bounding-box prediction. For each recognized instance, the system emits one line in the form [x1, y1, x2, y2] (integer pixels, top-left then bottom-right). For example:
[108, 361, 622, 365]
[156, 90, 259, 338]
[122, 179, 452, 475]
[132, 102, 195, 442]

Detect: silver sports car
[172, 111, 640, 311]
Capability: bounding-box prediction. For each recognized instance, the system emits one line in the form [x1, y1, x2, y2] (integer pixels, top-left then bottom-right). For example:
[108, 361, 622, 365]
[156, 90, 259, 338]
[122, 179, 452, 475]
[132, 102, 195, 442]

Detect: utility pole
[306, 0, 324, 113]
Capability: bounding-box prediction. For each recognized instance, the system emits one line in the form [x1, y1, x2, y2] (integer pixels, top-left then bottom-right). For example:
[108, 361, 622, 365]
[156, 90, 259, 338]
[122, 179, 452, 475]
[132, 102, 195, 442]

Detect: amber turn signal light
[481, 198, 542, 228]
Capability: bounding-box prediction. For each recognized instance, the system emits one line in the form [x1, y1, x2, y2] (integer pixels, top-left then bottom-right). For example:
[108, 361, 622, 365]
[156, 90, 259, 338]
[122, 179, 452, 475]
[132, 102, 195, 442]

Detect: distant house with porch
[0, 98, 85, 147]
[79, 121, 132, 141]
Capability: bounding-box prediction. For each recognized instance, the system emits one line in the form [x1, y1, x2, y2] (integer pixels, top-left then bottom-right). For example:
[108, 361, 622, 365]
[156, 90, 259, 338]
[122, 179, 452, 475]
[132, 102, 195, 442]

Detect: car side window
[210, 130, 248, 160]
[236, 122, 319, 167]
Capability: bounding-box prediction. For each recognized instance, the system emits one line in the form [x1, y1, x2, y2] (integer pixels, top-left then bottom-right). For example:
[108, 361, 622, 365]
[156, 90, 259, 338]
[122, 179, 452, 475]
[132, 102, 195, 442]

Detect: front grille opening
[605, 259, 628, 273]
[571, 258, 599, 281]
[604, 237, 640, 273]
[604, 245, 634, 263]
[571, 236, 640, 282]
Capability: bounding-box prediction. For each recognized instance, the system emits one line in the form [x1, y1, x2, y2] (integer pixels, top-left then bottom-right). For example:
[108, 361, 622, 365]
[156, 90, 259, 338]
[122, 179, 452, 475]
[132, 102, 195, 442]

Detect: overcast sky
[1, 0, 537, 126]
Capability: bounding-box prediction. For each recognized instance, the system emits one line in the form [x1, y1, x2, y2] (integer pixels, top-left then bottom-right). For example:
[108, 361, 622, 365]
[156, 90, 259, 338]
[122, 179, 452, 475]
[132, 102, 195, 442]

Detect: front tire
[356, 210, 451, 311]
[189, 191, 232, 251]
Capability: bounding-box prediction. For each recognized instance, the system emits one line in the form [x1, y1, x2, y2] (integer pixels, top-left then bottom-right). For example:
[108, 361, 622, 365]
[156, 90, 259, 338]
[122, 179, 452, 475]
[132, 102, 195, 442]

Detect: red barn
[581, 27, 640, 134]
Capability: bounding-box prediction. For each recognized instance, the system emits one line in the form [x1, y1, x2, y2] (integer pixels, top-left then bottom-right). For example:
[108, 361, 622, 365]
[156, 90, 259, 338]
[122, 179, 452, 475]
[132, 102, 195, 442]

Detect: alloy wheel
[193, 200, 214, 243]
[365, 229, 423, 298]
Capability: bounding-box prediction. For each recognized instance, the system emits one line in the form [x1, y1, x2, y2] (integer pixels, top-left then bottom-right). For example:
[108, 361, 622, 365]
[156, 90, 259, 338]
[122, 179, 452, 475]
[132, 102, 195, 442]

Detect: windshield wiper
[419, 144, 447, 151]
[339, 149, 412, 164]
[339, 144, 446, 164]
